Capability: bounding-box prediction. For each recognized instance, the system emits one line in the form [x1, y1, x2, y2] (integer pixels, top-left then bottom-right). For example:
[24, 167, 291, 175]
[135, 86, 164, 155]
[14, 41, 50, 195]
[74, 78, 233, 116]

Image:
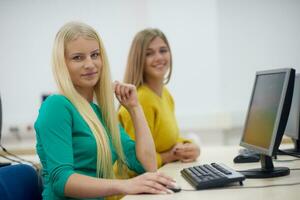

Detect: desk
[123, 145, 300, 200]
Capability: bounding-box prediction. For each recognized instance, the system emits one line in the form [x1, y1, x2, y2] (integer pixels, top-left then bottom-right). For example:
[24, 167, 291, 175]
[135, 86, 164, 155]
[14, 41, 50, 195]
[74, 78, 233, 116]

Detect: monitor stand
[240, 155, 290, 178]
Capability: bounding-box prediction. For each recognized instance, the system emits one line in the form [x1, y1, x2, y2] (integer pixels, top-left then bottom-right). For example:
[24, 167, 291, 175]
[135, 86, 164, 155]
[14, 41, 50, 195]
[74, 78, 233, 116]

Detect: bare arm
[64, 172, 175, 198]
[114, 81, 157, 171]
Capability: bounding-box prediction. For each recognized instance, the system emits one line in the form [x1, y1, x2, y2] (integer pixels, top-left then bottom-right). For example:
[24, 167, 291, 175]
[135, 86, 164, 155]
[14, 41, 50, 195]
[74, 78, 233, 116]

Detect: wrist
[127, 104, 142, 115]
[161, 150, 176, 165]
[113, 179, 127, 195]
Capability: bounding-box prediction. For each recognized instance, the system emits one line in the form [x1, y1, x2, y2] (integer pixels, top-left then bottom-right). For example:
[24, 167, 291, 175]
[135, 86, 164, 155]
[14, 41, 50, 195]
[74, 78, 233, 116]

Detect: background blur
[1, 0, 300, 146]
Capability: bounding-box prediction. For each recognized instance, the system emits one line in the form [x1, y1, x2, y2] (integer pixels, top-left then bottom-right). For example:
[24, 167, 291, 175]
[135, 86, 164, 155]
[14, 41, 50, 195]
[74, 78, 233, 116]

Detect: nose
[84, 56, 94, 69]
[154, 51, 164, 61]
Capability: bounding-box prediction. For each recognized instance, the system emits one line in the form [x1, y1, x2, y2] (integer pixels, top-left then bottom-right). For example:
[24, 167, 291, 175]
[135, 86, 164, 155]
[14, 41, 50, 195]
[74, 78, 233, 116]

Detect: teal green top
[34, 95, 145, 200]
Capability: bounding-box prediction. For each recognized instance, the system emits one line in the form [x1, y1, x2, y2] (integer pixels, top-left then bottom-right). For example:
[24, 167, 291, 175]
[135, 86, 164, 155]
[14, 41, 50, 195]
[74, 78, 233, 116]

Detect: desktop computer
[181, 68, 295, 190]
[239, 68, 295, 178]
[281, 73, 300, 154]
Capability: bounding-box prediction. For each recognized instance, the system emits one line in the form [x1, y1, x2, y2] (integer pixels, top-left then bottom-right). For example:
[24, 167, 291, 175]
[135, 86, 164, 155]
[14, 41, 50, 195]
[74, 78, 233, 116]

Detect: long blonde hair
[52, 21, 126, 178]
[123, 28, 173, 87]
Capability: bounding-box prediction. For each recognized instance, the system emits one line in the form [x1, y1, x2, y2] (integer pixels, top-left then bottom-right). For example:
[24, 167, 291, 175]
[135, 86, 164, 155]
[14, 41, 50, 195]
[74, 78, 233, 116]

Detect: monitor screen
[285, 74, 300, 140]
[239, 68, 295, 178]
[241, 72, 286, 155]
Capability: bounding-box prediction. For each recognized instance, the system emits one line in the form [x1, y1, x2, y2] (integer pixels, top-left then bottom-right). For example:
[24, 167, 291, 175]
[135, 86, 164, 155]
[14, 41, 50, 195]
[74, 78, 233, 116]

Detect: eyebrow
[146, 46, 168, 51]
[90, 49, 100, 54]
[68, 49, 100, 57]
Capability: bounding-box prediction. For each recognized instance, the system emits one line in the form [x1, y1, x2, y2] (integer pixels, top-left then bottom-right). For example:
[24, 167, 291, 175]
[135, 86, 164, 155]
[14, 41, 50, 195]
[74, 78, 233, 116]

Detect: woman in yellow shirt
[119, 28, 200, 168]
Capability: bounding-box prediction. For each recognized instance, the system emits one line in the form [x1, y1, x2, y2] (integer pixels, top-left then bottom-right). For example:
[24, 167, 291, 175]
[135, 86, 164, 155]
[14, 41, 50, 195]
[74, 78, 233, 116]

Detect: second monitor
[282, 73, 300, 154]
[239, 68, 295, 178]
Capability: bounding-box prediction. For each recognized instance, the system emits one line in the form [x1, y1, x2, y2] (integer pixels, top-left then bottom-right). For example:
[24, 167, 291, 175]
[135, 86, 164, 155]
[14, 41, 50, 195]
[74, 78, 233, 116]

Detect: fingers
[140, 172, 176, 194]
[180, 158, 196, 163]
[113, 81, 135, 102]
[174, 143, 200, 162]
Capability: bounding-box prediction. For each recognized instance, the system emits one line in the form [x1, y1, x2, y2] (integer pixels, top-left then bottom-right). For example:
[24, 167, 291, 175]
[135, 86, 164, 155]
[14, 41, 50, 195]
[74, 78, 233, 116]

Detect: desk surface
[123, 145, 300, 200]
[1, 144, 299, 200]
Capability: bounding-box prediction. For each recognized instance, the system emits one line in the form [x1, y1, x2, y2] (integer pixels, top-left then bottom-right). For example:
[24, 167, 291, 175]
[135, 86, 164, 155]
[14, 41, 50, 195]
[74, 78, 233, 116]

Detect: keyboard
[181, 163, 245, 190]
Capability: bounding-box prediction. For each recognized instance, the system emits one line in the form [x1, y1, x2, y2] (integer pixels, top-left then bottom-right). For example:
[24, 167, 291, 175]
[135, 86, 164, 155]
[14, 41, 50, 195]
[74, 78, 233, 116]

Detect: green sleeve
[35, 95, 75, 197]
[119, 125, 145, 174]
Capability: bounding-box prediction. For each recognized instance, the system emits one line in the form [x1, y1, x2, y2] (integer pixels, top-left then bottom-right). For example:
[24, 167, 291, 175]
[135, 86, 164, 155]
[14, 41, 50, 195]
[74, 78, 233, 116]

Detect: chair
[0, 164, 42, 200]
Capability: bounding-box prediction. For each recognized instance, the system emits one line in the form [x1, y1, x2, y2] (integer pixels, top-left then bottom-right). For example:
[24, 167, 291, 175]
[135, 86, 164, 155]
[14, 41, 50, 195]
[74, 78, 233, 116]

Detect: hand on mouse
[121, 172, 176, 194]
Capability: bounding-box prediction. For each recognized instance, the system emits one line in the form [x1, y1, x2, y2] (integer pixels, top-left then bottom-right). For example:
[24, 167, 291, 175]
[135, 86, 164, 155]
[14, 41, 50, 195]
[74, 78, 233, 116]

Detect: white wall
[0, 0, 300, 136]
[218, 0, 300, 125]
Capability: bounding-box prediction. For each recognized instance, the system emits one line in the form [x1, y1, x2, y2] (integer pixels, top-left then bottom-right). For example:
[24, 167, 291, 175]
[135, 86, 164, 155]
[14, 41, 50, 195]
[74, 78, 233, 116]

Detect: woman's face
[144, 37, 170, 83]
[65, 36, 102, 93]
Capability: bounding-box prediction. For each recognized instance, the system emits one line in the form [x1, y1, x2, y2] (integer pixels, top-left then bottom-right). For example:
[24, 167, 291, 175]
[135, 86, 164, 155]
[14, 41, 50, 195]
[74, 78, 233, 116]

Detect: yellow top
[118, 85, 190, 168]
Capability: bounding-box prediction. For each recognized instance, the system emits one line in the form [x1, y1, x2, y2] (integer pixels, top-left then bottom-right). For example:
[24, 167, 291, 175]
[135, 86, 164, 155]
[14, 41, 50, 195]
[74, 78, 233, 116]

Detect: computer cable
[232, 182, 300, 189]
[0, 153, 22, 164]
[274, 158, 300, 162]
[277, 149, 300, 158]
[223, 181, 300, 189]
[290, 167, 300, 171]
[0, 144, 40, 170]
[180, 181, 300, 191]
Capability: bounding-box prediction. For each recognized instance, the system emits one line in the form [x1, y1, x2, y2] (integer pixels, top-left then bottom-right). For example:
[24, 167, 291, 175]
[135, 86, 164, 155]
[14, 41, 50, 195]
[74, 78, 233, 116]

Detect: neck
[75, 87, 94, 102]
[145, 78, 164, 97]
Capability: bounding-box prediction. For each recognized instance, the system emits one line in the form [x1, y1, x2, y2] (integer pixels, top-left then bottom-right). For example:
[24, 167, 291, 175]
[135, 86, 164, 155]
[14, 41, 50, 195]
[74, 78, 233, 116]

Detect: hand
[173, 143, 200, 163]
[160, 147, 180, 165]
[114, 81, 139, 110]
[122, 172, 176, 195]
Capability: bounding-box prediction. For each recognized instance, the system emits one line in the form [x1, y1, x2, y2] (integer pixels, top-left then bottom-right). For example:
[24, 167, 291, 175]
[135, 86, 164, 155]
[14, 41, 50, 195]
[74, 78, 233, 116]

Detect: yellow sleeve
[164, 88, 192, 144]
[156, 152, 163, 168]
[177, 137, 192, 143]
[118, 106, 136, 140]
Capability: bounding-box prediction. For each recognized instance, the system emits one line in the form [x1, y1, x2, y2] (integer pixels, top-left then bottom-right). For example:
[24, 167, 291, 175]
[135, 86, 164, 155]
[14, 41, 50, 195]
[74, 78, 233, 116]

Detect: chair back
[0, 164, 42, 200]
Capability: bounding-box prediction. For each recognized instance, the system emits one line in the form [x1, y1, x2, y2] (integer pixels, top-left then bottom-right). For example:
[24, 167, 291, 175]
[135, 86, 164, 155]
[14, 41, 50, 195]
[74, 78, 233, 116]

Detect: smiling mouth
[154, 64, 167, 69]
[81, 72, 98, 77]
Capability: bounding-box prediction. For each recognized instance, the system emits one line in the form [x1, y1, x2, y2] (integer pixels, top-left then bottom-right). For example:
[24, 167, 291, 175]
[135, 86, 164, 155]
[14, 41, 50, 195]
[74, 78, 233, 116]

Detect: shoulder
[163, 86, 175, 106]
[40, 94, 72, 110]
[35, 95, 74, 130]
[163, 87, 172, 98]
[36, 95, 74, 123]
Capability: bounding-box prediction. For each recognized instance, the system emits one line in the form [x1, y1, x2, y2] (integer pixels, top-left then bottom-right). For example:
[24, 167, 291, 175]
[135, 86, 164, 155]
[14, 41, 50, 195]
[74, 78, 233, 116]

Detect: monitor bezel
[285, 73, 300, 140]
[240, 68, 292, 156]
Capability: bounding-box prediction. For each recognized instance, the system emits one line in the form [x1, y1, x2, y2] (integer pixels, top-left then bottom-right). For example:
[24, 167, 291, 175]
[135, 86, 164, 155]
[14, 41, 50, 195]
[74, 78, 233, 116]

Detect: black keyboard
[181, 163, 245, 190]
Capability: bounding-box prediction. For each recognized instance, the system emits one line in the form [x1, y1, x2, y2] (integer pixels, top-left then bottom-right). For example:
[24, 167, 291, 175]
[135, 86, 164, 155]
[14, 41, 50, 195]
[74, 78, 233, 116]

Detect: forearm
[128, 105, 157, 172]
[64, 173, 125, 198]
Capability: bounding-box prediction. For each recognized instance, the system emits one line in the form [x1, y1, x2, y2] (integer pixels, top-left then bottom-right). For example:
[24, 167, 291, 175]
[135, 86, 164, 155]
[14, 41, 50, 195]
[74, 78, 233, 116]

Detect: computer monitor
[282, 73, 300, 154]
[240, 68, 295, 178]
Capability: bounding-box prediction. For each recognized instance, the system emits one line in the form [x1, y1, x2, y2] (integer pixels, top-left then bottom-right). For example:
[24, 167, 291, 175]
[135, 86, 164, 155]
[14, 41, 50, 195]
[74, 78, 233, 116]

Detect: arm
[64, 170, 175, 198]
[160, 148, 180, 165]
[114, 81, 157, 172]
[36, 96, 173, 199]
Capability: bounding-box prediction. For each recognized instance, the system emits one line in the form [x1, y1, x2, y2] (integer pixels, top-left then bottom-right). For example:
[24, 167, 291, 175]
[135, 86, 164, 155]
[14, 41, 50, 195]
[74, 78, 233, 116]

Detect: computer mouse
[166, 184, 181, 193]
[233, 153, 260, 163]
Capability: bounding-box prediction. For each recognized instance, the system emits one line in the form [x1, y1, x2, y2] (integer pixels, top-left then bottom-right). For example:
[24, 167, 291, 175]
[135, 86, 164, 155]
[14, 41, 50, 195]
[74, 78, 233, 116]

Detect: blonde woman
[34, 22, 176, 200]
[119, 29, 200, 170]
